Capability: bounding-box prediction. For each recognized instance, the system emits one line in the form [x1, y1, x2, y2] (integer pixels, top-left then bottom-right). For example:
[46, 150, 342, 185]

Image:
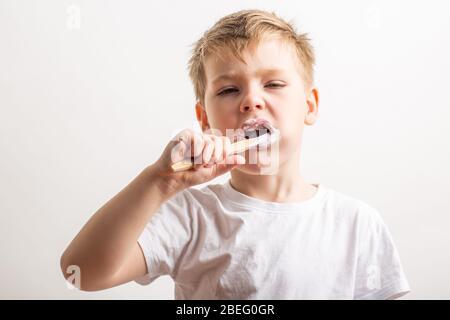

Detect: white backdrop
[1, 0, 449, 299]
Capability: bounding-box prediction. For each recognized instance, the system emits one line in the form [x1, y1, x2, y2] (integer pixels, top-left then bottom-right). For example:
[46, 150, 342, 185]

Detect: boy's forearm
[60, 164, 176, 288]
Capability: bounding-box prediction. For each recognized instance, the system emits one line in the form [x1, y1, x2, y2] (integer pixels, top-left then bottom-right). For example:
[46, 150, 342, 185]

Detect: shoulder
[323, 186, 384, 226]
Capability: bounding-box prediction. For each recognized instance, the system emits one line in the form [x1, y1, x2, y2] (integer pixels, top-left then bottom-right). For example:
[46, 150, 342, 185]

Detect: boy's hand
[151, 129, 245, 196]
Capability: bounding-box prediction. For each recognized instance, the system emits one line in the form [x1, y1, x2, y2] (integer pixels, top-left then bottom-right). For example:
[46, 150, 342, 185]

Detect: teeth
[244, 125, 271, 139]
[237, 118, 276, 142]
[261, 124, 272, 134]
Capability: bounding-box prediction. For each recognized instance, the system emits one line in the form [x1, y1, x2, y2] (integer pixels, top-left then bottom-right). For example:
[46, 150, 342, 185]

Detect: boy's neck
[229, 154, 317, 203]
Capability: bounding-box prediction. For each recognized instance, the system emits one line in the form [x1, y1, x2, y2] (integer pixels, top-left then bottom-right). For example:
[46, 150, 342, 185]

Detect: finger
[169, 130, 192, 162]
[202, 135, 215, 165]
[192, 131, 205, 158]
[171, 139, 187, 163]
[214, 154, 246, 176]
[212, 135, 223, 163]
[222, 136, 232, 159]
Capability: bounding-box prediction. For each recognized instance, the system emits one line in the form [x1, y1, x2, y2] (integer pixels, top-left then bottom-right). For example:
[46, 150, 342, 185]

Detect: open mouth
[241, 118, 274, 139]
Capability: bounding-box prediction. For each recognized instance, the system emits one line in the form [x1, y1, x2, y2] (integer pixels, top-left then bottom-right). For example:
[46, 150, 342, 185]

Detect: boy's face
[196, 36, 319, 174]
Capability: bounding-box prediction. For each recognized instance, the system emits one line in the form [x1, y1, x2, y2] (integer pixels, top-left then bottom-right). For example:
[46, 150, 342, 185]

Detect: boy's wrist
[143, 164, 183, 201]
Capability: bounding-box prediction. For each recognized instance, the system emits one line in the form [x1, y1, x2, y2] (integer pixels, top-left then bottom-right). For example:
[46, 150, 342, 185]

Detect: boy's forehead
[205, 37, 300, 84]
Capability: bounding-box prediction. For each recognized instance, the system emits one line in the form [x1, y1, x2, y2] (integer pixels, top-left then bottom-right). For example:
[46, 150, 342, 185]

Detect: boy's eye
[218, 88, 238, 96]
[217, 82, 285, 96]
[266, 82, 285, 88]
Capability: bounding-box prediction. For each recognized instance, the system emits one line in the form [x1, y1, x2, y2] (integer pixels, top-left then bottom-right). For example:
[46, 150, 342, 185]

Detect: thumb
[213, 154, 246, 176]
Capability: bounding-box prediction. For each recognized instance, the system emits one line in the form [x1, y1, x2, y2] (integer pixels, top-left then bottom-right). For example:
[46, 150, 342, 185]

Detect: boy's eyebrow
[211, 68, 287, 84]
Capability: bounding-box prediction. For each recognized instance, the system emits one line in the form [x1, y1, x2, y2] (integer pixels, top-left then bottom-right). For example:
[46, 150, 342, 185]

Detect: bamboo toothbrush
[171, 129, 280, 172]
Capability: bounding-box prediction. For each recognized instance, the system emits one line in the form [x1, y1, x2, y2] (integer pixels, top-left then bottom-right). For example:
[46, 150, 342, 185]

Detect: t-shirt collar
[220, 178, 327, 213]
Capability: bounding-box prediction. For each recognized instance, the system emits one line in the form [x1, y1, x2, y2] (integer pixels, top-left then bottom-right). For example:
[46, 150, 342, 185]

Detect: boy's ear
[304, 87, 319, 126]
[195, 101, 211, 132]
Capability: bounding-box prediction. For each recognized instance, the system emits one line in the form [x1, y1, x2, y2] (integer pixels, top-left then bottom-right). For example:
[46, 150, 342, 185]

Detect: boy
[60, 9, 410, 299]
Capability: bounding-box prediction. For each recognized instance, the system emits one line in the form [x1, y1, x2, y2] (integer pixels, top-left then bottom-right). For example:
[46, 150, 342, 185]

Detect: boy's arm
[60, 165, 173, 291]
[60, 130, 245, 291]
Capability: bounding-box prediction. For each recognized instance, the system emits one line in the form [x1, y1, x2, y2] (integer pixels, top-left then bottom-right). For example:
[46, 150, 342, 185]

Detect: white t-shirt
[135, 180, 410, 300]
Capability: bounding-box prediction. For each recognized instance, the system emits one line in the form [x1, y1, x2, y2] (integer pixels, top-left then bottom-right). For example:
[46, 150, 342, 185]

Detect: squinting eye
[266, 83, 285, 88]
[217, 88, 238, 96]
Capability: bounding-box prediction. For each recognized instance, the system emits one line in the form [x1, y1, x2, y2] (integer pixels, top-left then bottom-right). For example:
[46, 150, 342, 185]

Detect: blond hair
[187, 9, 315, 107]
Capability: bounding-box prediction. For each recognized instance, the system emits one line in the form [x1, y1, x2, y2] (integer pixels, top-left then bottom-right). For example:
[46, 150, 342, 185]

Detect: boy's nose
[241, 104, 264, 112]
[240, 96, 265, 112]
[239, 83, 267, 112]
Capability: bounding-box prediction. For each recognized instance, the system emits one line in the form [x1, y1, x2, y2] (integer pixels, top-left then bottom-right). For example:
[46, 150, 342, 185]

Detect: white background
[1, 0, 449, 299]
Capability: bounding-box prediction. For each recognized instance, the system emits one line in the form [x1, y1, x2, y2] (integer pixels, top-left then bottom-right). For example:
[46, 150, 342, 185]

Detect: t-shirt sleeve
[134, 190, 193, 286]
[353, 204, 411, 299]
